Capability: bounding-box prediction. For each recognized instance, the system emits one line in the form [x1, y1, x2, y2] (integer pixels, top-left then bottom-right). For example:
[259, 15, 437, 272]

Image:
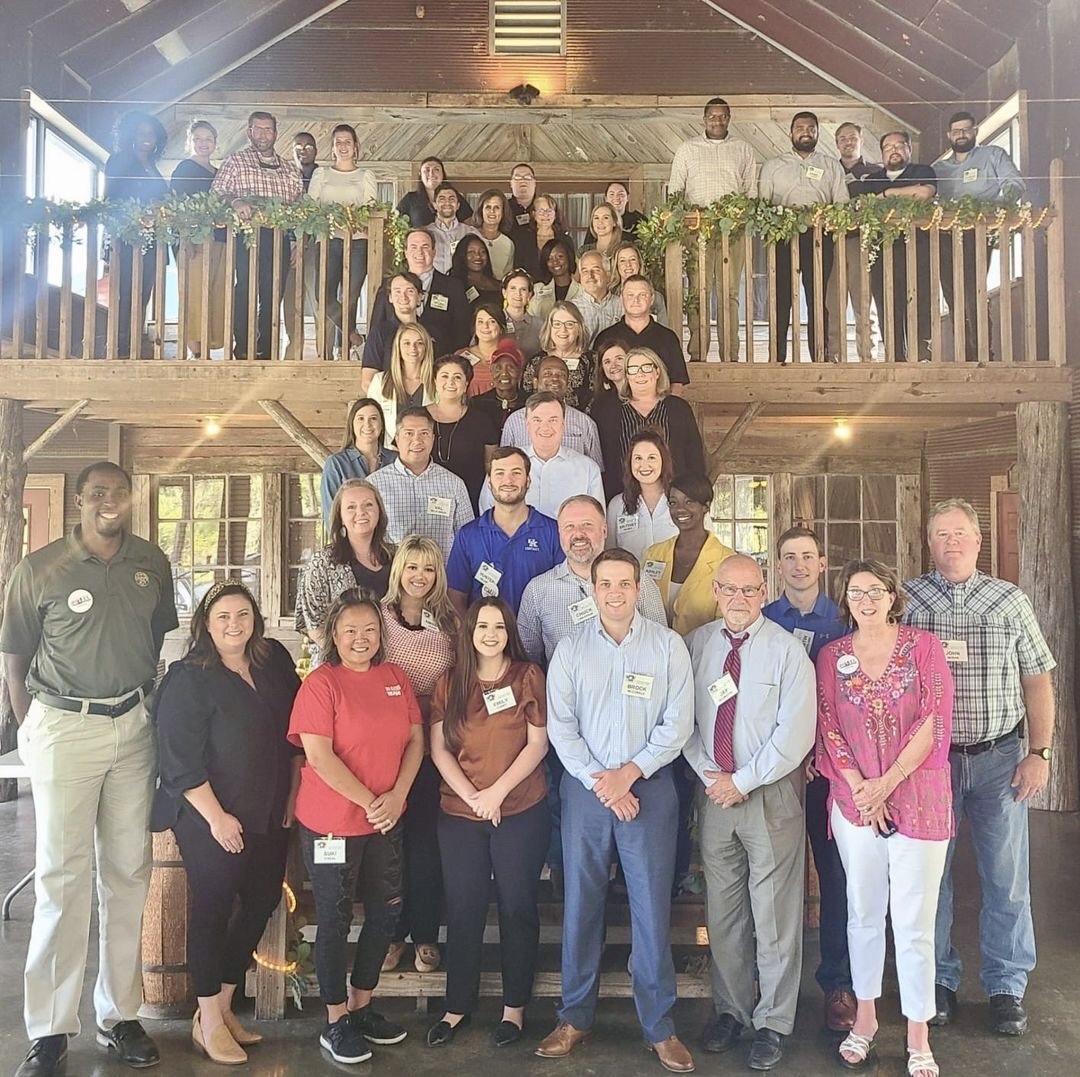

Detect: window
[491, 0, 564, 56]
[711, 474, 771, 584]
[286, 474, 325, 614]
[155, 475, 262, 615]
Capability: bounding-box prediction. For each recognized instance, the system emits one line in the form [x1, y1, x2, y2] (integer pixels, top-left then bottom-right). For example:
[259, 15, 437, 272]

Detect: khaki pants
[687, 236, 745, 362]
[17, 697, 155, 1038]
[826, 232, 878, 361]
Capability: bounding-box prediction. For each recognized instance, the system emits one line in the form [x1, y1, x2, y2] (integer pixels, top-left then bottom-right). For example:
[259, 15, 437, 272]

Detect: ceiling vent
[491, 1, 565, 57]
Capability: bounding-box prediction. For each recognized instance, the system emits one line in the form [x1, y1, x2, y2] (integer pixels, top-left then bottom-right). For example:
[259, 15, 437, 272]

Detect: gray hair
[927, 498, 982, 540]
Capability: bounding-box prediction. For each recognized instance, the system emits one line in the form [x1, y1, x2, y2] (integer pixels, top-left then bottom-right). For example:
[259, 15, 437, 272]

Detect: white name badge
[943, 639, 969, 663]
[475, 561, 503, 590]
[429, 293, 449, 311]
[793, 628, 815, 655]
[67, 588, 94, 614]
[568, 596, 598, 624]
[617, 514, 639, 534]
[421, 609, 440, 632]
[963, 168, 978, 183]
[707, 673, 738, 707]
[313, 837, 346, 864]
[483, 686, 517, 715]
[836, 653, 860, 676]
[806, 165, 825, 181]
[465, 285, 479, 302]
[427, 496, 452, 517]
[643, 559, 665, 581]
[622, 673, 654, 700]
[385, 683, 402, 697]
[515, 213, 531, 226]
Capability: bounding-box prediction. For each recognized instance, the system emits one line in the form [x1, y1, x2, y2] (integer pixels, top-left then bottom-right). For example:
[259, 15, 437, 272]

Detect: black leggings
[172, 806, 290, 998]
[394, 756, 443, 946]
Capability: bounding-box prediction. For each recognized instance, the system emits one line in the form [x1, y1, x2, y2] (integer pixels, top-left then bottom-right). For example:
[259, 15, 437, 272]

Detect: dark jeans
[940, 231, 995, 361]
[438, 799, 550, 1014]
[672, 756, 695, 890]
[805, 775, 852, 992]
[394, 756, 442, 946]
[172, 806, 290, 998]
[544, 748, 565, 872]
[871, 231, 932, 361]
[232, 227, 290, 359]
[300, 822, 404, 1005]
[774, 230, 834, 362]
[114, 241, 157, 358]
[321, 237, 368, 357]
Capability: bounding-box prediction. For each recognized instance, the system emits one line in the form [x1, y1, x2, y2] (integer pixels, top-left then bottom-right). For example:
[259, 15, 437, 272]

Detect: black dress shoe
[492, 1019, 523, 1047]
[929, 985, 957, 1027]
[989, 994, 1028, 1036]
[703, 1012, 744, 1053]
[95, 1021, 160, 1068]
[426, 1015, 470, 1047]
[15, 1036, 67, 1077]
[748, 1028, 785, 1071]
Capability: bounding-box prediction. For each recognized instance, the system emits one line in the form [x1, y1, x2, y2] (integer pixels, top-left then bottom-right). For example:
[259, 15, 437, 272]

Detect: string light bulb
[834, 418, 852, 440]
[203, 417, 221, 437]
[251, 882, 299, 972]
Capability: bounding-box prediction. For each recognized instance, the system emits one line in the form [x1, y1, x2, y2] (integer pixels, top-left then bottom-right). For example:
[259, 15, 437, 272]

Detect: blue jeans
[935, 731, 1035, 998]
[806, 774, 852, 992]
[558, 767, 678, 1044]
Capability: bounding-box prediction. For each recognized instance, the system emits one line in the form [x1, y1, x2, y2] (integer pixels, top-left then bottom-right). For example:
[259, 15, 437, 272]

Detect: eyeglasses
[534, 206, 556, 215]
[717, 584, 763, 598]
[846, 587, 891, 601]
[626, 362, 658, 375]
[550, 319, 578, 330]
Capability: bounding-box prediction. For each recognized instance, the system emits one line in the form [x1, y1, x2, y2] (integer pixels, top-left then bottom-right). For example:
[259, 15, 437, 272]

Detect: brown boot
[222, 1009, 263, 1046]
[192, 1012, 247, 1065]
[649, 1035, 696, 1072]
[535, 1022, 590, 1058]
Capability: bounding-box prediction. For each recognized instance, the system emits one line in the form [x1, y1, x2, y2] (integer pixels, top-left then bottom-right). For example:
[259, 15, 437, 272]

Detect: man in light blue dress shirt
[537, 549, 696, 1073]
[685, 554, 816, 1071]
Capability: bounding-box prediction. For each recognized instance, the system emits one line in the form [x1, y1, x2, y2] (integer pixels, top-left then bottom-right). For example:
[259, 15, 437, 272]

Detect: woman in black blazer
[152, 581, 301, 1065]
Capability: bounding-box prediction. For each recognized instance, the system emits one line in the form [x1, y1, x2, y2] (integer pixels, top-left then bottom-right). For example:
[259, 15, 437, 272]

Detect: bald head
[713, 554, 766, 632]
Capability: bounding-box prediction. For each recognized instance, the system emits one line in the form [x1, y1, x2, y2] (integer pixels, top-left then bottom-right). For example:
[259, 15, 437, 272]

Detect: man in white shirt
[669, 98, 758, 362]
[430, 184, 480, 273]
[684, 555, 815, 1071]
[479, 393, 603, 517]
[575, 251, 623, 343]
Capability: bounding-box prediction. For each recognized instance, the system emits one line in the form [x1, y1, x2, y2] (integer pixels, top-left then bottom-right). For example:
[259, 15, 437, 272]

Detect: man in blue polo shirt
[447, 446, 563, 616]
[763, 525, 854, 1035]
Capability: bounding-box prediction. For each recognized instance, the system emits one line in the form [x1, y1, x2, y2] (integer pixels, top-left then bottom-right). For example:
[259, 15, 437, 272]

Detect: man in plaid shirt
[211, 111, 303, 359]
[904, 498, 1056, 1037]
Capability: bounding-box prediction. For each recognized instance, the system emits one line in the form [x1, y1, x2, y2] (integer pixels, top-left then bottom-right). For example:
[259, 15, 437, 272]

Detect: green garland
[2, 194, 410, 265]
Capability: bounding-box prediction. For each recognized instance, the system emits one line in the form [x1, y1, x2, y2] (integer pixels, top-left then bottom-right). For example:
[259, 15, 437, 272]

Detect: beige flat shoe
[192, 1012, 248, 1065]
[382, 941, 406, 972]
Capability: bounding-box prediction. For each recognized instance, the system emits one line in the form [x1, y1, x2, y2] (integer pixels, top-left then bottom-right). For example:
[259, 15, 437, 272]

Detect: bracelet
[893, 759, 910, 781]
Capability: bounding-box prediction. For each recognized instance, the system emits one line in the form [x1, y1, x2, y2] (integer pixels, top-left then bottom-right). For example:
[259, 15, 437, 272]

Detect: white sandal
[907, 1047, 940, 1076]
[838, 1031, 876, 1069]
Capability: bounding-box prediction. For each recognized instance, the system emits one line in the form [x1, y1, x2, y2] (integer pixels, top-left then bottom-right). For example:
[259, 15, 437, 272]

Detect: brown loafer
[825, 989, 858, 1033]
[535, 1022, 590, 1057]
[649, 1035, 696, 1072]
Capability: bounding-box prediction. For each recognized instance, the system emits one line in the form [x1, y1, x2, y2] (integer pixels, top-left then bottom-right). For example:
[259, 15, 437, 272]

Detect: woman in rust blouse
[427, 598, 549, 1049]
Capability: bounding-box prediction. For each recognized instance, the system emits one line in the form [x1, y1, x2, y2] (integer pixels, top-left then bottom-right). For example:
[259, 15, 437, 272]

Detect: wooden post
[895, 473, 922, 582]
[1047, 159, 1066, 367]
[0, 398, 28, 801]
[664, 240, 683, 349]
[257, 400, 332, 467]
[1016, 401, 1078, 810]
[707, 401, 766, 480]
[22, 400, 89, 462]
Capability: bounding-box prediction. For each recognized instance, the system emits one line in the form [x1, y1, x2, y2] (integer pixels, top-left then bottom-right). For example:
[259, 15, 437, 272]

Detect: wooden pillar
[0, 398, 28, 802]
[1016, 400, 1078, 810]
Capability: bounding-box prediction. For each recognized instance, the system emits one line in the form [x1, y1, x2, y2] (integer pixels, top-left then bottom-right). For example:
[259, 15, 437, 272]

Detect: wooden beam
[257, 400, 331, 467]
[21, 398, 89, 462]
[708, 401, 766, 478]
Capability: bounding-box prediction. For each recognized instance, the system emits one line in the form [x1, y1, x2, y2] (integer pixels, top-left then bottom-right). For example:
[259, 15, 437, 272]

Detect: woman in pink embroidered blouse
[816, 559, 953, 1077]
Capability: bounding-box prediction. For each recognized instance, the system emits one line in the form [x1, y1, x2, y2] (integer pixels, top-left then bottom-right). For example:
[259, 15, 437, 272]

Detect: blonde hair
[384, 535, 458, 633]
[388, 324, 436, 408]
[539, 300, 586, 354]
[619, 346, 671, 400]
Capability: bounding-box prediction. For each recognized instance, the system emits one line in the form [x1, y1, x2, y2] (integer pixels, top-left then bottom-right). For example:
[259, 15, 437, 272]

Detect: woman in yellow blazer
[643, 472, 735, 637]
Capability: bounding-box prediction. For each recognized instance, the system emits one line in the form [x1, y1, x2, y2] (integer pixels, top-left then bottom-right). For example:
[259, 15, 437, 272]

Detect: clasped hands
[591, 764, 642, 821]
[366, 788, 405, 835]
[704, 770, 747, 808]
[851, 775, 895, 836]
[464, 785, 506, 827]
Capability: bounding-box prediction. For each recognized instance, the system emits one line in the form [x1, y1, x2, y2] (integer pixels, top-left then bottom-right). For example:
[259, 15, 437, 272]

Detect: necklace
[477, 656, 510, 690]
[434, 412, 464, 464]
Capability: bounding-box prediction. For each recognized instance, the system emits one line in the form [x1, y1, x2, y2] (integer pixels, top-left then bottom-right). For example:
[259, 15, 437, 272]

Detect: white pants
[830, 803, 948, 1022]
[17, 697, 155, 1038]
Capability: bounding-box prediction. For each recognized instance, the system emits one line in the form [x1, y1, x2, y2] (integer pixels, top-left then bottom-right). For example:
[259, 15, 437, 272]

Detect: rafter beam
[257, 399, 330, 468]
[708, 401, 766, 479]
[22, 399, 89, 462]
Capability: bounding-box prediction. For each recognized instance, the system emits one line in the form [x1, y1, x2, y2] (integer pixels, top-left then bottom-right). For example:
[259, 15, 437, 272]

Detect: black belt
[949, 726, 1020, 757]
[36, 680, 155, 719]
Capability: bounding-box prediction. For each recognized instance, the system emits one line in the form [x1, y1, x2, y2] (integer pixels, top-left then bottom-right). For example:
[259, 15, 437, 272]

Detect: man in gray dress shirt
[684, 555, 816, 1071]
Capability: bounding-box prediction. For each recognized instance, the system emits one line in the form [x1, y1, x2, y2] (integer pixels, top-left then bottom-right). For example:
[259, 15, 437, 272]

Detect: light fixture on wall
[203, 417, 221, 437]
[833, 418, 851, 440]
[508, 83, 541, 106]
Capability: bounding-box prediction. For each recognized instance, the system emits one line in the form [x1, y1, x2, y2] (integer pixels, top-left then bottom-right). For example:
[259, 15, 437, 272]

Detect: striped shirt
[669, 134, 758, 205]
[903, 570, 1055, 745]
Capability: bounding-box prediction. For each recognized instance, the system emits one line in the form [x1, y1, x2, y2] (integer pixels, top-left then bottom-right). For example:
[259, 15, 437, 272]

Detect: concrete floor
[1, 784, 1076, 1076]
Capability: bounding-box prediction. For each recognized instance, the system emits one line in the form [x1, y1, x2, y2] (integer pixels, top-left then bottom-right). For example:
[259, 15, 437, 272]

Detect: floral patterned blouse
[815, 624, 954, 841]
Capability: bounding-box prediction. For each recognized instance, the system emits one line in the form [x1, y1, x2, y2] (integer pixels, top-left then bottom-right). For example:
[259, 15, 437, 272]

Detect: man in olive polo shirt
[2, 461, 178, 1077]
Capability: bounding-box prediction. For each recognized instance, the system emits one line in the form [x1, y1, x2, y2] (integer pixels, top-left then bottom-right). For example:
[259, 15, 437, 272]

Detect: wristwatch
[1029, 747, 1053, 761]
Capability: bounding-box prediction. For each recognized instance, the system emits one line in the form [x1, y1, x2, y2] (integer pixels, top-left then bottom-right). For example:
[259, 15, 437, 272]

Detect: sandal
[838, 1031, 876, 1069]
[907, 1047, 940, 1077]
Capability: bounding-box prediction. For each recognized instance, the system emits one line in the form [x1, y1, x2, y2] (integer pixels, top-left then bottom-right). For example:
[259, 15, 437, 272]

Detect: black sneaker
[320, 1016, 373, 1064]
[15, 1036, 67, 1077]
[349, 1005, 407, 1045]
[95, 1021, 160, 1068]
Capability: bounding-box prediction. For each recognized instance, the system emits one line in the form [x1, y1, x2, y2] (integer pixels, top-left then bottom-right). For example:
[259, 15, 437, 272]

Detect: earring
[340, 526, 347, 538]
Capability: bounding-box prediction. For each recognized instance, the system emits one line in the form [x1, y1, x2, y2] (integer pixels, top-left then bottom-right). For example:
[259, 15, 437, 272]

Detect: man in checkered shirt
[903, 498, 1056, 1038]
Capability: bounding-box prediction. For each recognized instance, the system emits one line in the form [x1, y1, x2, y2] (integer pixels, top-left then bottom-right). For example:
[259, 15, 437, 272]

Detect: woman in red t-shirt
[427, 598, 549, 1049]
[288, 590, 424, 1065]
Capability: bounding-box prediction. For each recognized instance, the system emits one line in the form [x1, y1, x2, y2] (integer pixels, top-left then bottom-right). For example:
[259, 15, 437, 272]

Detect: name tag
[962, 168, 978, 183]
[465, 286, 479, 302]
[806, 165, 825, 181]
[836, 653, 860, 676]
[429, 293, 449, 311]
[427, 496, 452, 517]
[708, 673, 738, 707]
[483, 686, 517, 715]
[385, 683, 402, 697]
[515, 212, 530, 226]
[421, 609, 439, 631]
[622, 673, 654, 700]
[67, 588, 94, 614]
[793, 628, 815, 655]
[314, 837, 346, 864]
[475, 561, 503, 591]
[643, 559, 665, 581]
[617, 514, 639, 534]
[943, 639, 969, 663]
[568, 596, 598, 624]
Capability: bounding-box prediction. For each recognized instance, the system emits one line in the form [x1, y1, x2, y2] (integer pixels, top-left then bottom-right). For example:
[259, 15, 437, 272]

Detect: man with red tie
[684, 554, 816, 1072]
